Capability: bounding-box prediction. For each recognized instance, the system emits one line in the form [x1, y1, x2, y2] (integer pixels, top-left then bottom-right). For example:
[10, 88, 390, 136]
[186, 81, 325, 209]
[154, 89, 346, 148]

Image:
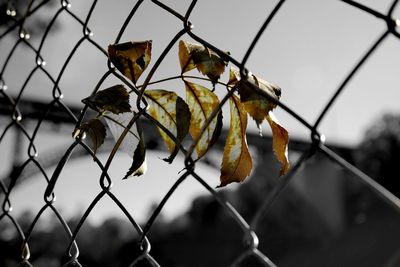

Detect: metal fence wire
[1, 0, 400, 266]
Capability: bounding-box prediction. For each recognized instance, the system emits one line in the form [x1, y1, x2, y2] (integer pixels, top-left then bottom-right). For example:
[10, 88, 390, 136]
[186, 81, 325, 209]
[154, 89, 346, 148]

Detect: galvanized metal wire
[1, 0, 400, 266]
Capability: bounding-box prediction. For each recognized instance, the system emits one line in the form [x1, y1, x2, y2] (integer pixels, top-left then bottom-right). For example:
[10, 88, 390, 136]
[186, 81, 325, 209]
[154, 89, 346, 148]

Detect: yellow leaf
[228, 66, 240, 86]
[219, 95, 252, 187]
[144, 90, 190, 162]
[228, 67, 290, 176]
[108, 40, 152, 84]
[266, 111, 290, 176]
[230, 67, 281, 129]
[184, 81, 222, 159]
[179, 40, 197, 74]
[179, 40, 228, 84]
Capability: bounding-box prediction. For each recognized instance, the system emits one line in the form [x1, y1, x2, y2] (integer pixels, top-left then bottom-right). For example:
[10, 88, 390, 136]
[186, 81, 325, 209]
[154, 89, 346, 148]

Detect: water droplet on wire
[36, 59, 46, 66]
[6, 8, 16, 17]
[0, 80, 7, 91]
[84, 29, 93, 37]
[19, 30, 30, 40]
[258, 125, 263, 137]
[61, 0, 71, 8]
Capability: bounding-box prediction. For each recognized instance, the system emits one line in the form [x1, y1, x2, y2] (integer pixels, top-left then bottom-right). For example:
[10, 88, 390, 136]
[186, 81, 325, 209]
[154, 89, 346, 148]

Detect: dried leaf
[233, 69, 281, 129]
[219, 95, 252, 187]
[108, 40, 152, 84]
[78, 118, 106, 154]
[123, 119, 146, 178]
[179, 40, 228, 84]
[266, 112, 290, 175]
[105, 113, 138, 155]
[105, 107, 147, 177]
[144, 90, 190, 162]
[82, 85, 131, 114]
[185, 81, 222, 159]
[228, 66, 240, 86]
[229, 68, 289, 175]
[176, 96, 191, 148]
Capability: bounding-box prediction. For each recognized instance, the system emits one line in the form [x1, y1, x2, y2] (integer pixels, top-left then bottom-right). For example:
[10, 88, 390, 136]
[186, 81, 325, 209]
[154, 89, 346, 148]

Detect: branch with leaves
[75, 39, 290, 187]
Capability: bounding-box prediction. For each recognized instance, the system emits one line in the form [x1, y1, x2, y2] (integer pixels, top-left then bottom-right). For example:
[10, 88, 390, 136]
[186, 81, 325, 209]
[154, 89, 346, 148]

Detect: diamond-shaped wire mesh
[1, 0, 400, 266]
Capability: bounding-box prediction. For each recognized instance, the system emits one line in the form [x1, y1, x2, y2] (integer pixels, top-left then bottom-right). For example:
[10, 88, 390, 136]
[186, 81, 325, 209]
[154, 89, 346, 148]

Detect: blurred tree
[355, 113, 400, 197]
[0, 0, 57, 37]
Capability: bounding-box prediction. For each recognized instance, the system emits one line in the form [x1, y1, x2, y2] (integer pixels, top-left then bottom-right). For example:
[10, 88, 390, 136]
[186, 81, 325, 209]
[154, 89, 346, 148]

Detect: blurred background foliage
[1, 113, 400, 266]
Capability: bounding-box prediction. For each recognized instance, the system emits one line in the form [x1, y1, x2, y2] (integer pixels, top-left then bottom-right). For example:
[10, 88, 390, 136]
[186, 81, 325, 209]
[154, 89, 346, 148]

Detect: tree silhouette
[355, 114, 400, 197]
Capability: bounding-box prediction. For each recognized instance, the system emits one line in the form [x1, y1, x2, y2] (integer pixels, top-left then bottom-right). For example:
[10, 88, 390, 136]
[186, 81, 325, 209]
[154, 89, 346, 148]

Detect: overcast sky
[2, 0, 400, 223]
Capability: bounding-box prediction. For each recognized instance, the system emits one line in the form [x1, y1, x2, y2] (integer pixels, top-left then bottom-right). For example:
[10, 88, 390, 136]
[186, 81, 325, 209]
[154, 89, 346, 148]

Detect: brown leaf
[185, 81, 222, 159]
[144, 90, 190, 162]
[176, 96, 191, 147]
[266, 112, 290, 175]
[179, 40, 228, 84]
[78, 118, 106, 154]
[108, 40, 152, 84]
[228, 66, 240, 86]
[82, 84, 131, 114]
[219, 94, 252, 187]
[229, 68, 289, 175]
[230, 67, 281, 129]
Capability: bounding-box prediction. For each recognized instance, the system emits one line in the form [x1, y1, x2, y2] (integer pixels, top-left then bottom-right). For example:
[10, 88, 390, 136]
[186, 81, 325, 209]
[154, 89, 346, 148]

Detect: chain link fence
[1, 0, 400, 266]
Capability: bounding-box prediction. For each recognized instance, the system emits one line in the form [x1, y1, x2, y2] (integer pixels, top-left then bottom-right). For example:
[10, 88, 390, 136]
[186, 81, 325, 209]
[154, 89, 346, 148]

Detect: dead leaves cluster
[77, 39, 289, 187]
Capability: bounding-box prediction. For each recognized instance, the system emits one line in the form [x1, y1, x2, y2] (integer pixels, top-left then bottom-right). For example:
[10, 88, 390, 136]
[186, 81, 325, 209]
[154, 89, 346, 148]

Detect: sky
[1, 0, 400, 224]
